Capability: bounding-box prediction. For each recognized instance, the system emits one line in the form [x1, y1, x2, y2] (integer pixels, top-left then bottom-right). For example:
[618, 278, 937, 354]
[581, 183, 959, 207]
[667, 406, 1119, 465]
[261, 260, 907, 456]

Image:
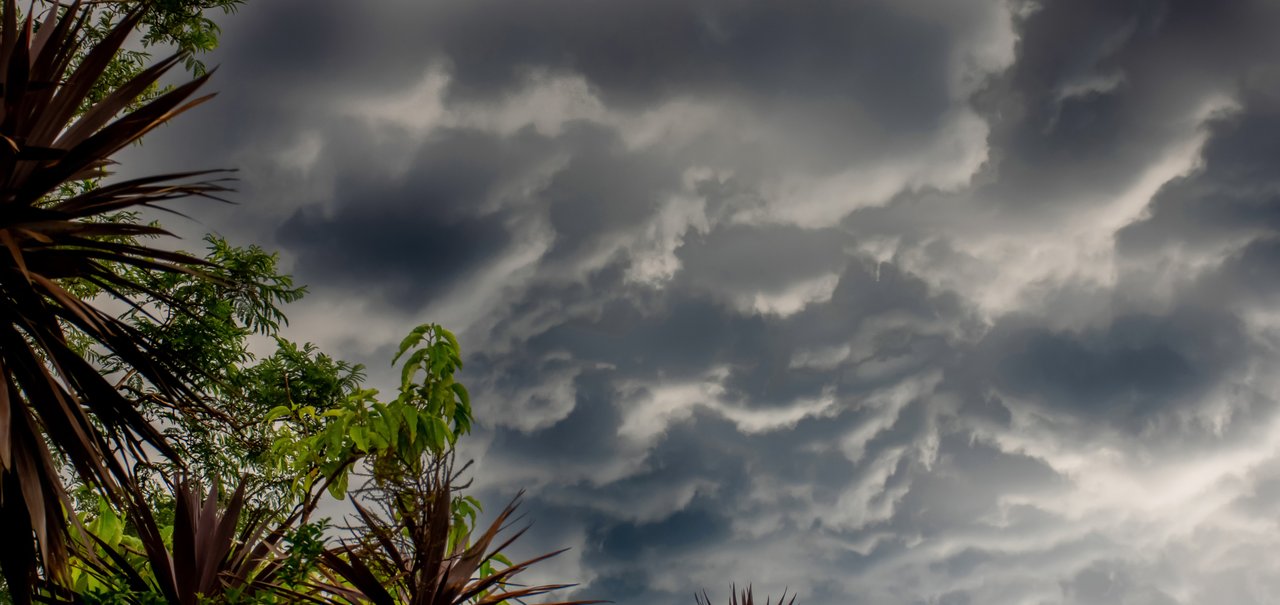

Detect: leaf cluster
[269, 324, 474, 503]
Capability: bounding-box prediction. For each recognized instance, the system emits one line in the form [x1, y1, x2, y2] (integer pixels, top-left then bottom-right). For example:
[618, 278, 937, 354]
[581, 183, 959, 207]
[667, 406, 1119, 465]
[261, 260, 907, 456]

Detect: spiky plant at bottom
[696, 585, 797, 605]
[315, 453, 605, 605]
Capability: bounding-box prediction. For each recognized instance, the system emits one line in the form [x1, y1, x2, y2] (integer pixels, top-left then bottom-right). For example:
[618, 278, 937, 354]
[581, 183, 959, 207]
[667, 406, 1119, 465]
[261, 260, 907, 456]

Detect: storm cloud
[123, 0, 1280, 603]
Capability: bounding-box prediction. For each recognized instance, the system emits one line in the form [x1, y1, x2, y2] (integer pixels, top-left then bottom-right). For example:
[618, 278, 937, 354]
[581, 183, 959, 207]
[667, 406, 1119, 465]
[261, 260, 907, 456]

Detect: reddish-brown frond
[0, 1, 231, 599]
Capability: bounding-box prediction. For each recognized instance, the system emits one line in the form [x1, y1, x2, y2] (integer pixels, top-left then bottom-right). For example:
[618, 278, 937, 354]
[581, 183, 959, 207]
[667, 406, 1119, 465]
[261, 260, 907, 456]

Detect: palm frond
[0, 0, 230, 598]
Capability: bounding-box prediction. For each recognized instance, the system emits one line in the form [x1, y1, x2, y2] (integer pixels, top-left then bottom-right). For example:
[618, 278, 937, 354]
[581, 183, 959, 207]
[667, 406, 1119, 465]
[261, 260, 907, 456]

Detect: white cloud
[744, 272, 841, 317]
[625, 193, 710, 286]
[744, 109, 992, 229]
[618, 367, 841, 443]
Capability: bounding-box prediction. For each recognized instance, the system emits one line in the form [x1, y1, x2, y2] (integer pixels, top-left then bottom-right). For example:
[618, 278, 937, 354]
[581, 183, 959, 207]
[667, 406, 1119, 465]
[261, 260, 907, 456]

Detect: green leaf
[89, 499, 124, 548]
[442, 327, 461, 352]
[403, 406, 419, 445]
[350, 426, 367, 452]
[393, 324, 433, 364]
[399, 347, 429, 390]
[327, 427, 345, 452]
[369, 426, 389, 451]
[327, 472, 349, 500]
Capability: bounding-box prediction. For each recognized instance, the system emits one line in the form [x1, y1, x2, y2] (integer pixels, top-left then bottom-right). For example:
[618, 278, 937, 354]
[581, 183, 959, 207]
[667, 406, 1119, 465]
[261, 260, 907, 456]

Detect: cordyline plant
[695, 586, 796, 605]
[263, 326, 601, 605]
[0, 0, 228, 598]
[316, 454, 605, 605]
[41, 480, 324, 604]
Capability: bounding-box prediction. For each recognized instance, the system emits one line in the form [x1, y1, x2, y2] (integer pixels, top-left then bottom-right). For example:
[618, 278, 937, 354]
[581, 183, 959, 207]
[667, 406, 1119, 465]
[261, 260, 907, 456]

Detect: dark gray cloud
[960, 306, 1249, 431]
[425, 0, 955, 144]
[1119, 101, 1280, 259]
[117, 0, 1280, 602]
[277, 128, 535, 305]
[973, 0, 1280, 208]
[675, 224, 850, 298]
[539, 126, 681, 261]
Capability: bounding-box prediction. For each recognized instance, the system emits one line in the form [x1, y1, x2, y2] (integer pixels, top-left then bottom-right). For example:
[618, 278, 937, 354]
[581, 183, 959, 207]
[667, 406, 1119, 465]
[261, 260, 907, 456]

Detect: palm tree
[0, 0, 229, 598]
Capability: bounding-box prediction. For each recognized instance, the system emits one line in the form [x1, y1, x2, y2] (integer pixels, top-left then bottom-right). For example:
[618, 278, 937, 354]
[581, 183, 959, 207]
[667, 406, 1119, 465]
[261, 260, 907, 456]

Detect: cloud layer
[125, 0, 1280, 603]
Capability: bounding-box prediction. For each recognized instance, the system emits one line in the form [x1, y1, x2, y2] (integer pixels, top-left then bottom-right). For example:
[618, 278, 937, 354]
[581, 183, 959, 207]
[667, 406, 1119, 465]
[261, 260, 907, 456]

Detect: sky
[120, 0, 1280, 603]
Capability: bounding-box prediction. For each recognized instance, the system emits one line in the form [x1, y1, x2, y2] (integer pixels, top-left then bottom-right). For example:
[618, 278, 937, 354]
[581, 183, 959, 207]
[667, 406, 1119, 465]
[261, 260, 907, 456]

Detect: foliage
[105, 235, 338, 514]
[120, 234, 306, 387]
[57, 0, 245, 110]
[37, 329, 582, 605]
[316, 455, 602, 605]
[287, 328, 592, 605]
[695, 587, 796, 605]
[0, 0, 229, 596]
[43, 481, 319, 604]
[269, 324, 473, 502]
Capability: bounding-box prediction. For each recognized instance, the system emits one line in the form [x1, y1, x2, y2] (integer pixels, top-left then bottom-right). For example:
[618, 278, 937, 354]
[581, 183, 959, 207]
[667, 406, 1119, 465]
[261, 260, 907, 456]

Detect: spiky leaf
[0, 0, 231, 597]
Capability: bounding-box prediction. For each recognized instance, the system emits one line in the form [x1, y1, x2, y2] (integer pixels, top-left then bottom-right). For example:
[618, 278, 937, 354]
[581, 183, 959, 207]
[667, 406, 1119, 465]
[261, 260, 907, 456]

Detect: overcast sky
[120, 0, 1280, 603]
